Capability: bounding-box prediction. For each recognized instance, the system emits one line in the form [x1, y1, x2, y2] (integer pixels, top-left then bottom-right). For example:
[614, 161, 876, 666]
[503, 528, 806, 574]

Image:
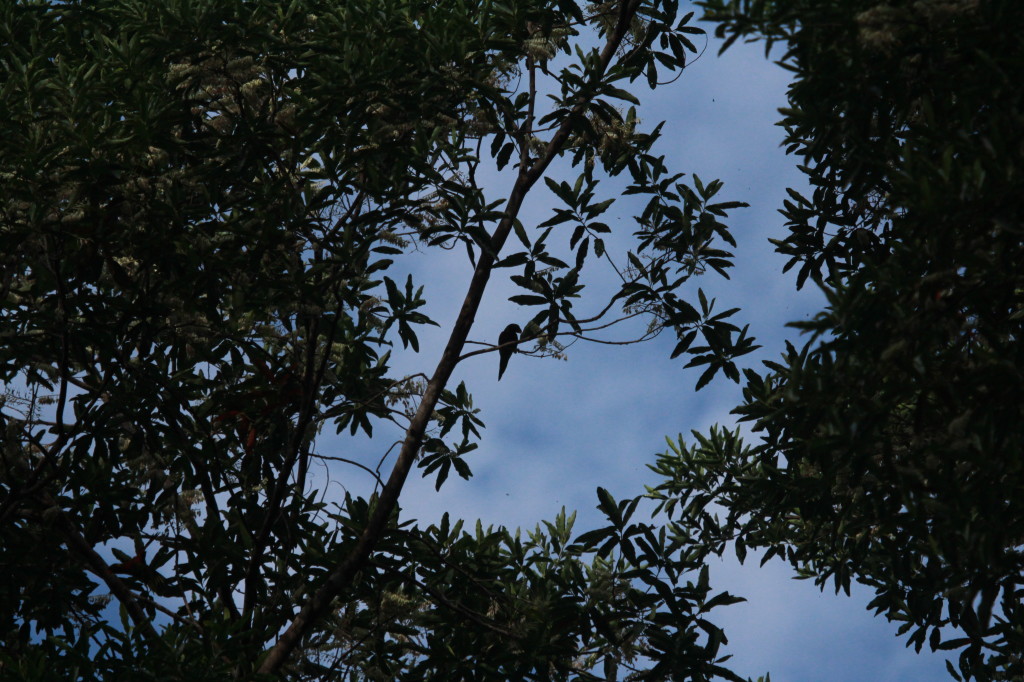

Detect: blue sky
[319, 16, 953, 682]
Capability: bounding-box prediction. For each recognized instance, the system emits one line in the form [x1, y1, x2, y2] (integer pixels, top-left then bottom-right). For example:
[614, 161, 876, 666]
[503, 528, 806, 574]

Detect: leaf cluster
[661, 1, 1024, 679]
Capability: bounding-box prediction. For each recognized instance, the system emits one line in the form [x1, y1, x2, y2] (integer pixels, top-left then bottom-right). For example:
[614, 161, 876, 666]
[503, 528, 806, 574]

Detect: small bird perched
[497, 323, 522, 381]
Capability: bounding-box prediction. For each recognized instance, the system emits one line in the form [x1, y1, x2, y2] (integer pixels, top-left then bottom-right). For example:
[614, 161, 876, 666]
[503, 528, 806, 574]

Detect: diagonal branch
[258, 4, 644, 674]
[50, 497, 161, 642]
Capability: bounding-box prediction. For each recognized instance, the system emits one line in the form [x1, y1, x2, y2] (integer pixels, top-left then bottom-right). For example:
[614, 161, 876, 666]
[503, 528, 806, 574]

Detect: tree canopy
[654, 1, 1024, 680]
[6, 0, 1020, 679]
[1, 1, 756, 679]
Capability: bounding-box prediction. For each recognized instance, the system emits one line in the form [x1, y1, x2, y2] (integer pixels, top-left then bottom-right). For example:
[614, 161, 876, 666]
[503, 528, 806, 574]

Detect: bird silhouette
[497, 323, 522, 381]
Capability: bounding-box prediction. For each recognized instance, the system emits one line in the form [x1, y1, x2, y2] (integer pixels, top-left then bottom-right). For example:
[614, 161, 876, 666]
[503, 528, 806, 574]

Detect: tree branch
[51, 498, 160, 642]
[258, 7, 645, 674]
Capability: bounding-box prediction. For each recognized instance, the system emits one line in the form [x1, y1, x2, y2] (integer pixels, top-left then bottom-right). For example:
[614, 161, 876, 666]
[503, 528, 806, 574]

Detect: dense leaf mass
[1, 1, 755, 679]
[656, 1, 1024, 679]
